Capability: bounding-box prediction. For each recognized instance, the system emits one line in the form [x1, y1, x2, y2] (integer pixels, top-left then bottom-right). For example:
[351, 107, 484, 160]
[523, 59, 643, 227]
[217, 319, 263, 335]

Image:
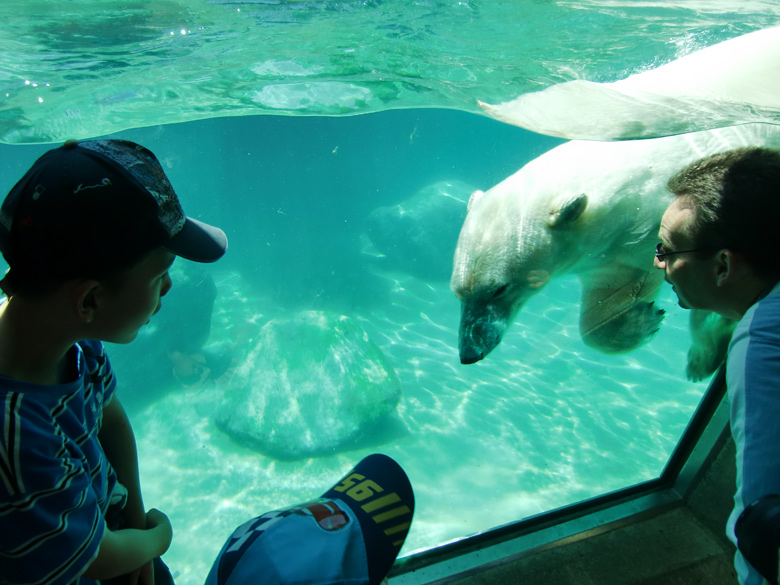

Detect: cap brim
[164, 216, 227, 263]
[322, 454, 415, 585]
[205, 454, 414, 585]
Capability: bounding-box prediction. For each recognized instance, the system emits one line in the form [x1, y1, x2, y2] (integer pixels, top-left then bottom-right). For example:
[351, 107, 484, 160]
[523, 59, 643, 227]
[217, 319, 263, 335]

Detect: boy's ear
[73, 280, 102, 323]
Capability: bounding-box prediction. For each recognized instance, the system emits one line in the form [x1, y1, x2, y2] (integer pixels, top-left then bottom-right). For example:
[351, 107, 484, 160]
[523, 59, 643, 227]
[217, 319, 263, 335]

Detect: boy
[0, 139, 227, 585]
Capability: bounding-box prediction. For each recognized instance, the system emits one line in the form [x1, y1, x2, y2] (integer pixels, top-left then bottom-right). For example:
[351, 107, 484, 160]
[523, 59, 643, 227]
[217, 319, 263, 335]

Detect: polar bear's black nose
[460, 347, 483, 364]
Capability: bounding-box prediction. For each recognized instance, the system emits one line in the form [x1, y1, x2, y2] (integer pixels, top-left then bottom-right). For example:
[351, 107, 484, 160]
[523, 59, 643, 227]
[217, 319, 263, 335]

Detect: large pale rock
[215, 311, 401, 460]
[365, 180, 472, 280]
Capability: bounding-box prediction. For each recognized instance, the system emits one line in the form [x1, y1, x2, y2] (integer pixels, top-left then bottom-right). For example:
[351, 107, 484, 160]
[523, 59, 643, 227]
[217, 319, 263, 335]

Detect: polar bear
[451, 123, 780, 380]
[478, 26, 780, 140]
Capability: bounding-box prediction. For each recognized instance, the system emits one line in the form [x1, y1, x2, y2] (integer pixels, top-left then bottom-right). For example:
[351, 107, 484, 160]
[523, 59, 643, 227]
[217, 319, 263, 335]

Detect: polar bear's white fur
[451, 123, 780, 380]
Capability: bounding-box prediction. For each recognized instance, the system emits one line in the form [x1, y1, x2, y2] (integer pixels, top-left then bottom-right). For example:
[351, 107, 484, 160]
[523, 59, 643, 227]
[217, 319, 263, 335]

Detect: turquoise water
[0, 110, 704, 584]
[2, 2, 777, 583]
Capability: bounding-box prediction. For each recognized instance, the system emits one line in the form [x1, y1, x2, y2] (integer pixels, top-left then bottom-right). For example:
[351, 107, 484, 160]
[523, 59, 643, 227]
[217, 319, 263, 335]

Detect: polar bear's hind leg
[686, 309, 736, 381]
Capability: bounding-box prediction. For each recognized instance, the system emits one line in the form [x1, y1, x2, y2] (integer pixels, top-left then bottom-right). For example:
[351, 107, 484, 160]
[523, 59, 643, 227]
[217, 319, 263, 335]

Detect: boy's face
[95, 248, 175, 344]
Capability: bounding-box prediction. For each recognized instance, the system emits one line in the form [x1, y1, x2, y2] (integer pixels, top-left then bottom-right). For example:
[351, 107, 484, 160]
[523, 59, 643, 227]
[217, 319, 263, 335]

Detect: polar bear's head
[451, 183, 589, 364]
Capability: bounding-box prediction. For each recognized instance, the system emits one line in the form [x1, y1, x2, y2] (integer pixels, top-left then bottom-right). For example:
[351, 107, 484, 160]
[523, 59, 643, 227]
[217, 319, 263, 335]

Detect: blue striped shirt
[727, 280, 780, 585]
[0, 340, 118, 585]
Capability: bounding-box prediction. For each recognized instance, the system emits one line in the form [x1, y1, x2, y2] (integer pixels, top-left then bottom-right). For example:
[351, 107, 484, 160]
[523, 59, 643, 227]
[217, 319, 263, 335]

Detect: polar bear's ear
[548, 193, 588, 229]
[467, 190, 486, 213]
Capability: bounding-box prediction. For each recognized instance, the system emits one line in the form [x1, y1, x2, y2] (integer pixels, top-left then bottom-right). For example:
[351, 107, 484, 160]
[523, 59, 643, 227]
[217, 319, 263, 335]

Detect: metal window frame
[389, 365, 730, 584]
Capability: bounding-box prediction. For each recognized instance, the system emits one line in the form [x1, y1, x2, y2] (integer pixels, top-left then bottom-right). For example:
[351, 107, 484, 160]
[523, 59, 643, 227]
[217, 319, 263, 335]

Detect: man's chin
[670, 286, 690, 309]
[676, 296, 691, 310]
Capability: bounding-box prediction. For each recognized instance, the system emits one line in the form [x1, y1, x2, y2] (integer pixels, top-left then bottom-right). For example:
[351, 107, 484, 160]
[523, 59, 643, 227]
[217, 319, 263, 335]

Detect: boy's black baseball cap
[0, 138, 227, 285]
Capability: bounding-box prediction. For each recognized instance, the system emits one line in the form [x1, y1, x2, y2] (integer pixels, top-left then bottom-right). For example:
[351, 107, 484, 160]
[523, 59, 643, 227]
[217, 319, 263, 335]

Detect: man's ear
[73, 280, 102, 323]
[715, 249, 741, 288]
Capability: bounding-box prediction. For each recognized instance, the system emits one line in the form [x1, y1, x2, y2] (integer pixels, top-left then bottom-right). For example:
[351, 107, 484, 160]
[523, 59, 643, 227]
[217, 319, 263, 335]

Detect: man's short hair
[667, 146, 780, 277]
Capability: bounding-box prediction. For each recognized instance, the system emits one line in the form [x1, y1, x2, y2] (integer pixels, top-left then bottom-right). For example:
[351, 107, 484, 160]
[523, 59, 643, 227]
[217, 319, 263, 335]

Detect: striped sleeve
[0, 393, 23, 496]
[0, 393, 105, 585]
[79, 340, 118, 408]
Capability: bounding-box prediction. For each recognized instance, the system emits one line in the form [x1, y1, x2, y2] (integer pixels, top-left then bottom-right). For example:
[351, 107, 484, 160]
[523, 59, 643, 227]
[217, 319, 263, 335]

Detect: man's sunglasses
[655, 242, 708, 260]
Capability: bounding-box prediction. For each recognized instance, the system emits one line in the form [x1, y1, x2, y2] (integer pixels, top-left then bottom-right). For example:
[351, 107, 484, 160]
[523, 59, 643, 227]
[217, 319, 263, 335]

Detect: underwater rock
[215, 311, 401, 460]
[365, 180, 472, 280]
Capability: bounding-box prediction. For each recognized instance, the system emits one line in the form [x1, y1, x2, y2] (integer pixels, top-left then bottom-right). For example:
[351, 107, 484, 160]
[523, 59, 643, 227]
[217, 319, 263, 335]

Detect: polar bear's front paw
[581, 301, 665, 354]
[636, 301, 666, 339]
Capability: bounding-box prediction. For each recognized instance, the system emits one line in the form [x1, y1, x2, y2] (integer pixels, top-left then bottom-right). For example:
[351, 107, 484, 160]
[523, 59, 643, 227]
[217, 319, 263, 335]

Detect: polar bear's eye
[492, 284, 509, 299]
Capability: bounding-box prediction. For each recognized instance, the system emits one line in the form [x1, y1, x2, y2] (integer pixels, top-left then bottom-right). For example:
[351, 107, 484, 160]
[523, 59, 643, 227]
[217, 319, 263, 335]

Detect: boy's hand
[101, 512, 170, 585]
[146, 508, 173, 553]
[135, 510, 171, 585]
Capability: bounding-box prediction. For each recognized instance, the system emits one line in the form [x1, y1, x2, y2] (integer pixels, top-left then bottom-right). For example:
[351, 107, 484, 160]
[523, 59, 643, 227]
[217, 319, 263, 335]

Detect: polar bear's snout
[460, 346, 484, 365]
[458, 301, 509, 364]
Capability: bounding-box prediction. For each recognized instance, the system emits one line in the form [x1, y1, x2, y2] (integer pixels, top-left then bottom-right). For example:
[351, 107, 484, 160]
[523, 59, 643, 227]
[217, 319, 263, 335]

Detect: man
[654, 146, 780, 585]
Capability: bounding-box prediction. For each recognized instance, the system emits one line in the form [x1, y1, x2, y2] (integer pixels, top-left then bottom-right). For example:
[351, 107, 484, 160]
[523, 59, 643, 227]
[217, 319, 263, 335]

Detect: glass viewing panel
[0, 111, 714, 585]
[6, 2, 768, 583]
